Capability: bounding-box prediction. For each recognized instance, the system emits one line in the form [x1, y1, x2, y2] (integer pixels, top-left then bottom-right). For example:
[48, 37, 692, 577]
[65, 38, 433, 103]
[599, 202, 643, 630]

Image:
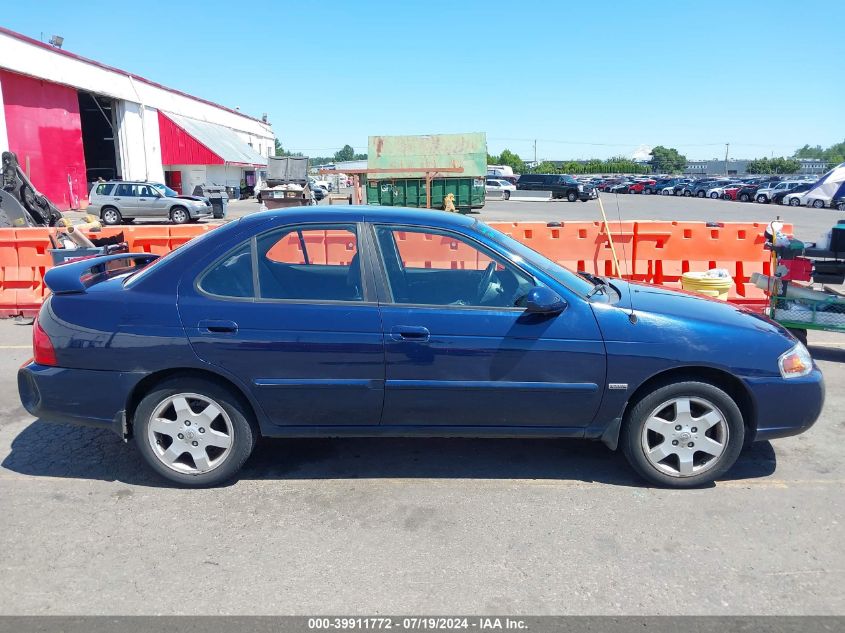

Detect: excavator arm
[0, 151, 64, 227]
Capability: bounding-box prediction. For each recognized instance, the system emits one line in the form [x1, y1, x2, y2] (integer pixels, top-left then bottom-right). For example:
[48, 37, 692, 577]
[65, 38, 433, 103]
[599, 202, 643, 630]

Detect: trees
[792, 140, 845, 165]
[649, 146, 687, 174]
[334, 144, 355, 162]
[746, 157, 801, 174]
[488, 149, 525, 173]
[274, 139, 303, 157]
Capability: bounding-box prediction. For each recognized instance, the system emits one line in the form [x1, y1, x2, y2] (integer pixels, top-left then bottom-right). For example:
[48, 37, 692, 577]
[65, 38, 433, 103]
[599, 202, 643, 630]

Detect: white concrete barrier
[508, 190, 553, 201]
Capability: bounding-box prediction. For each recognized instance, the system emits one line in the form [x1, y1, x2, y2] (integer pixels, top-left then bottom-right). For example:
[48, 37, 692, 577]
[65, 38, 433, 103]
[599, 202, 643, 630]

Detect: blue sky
[4, 0, 843, 161]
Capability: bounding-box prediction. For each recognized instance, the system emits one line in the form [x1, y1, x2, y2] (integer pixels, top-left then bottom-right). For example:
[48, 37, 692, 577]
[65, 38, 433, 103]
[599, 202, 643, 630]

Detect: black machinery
[0, 151, 64, 227]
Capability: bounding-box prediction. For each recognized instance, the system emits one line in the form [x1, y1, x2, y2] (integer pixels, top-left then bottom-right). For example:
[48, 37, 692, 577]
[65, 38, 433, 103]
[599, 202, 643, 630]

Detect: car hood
[605, 279, 788, 336]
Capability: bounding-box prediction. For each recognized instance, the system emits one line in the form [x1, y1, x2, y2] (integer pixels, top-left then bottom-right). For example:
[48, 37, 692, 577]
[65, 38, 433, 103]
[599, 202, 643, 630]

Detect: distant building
[684, 158, 829, 177]
[0, 27, 274, 209]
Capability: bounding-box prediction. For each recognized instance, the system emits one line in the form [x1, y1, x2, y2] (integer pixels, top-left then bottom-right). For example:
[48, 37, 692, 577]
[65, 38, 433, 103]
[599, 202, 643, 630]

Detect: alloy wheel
[172, 208, 188, 223]
[147, 393, 234, 474]
[640, 396, 728, 478]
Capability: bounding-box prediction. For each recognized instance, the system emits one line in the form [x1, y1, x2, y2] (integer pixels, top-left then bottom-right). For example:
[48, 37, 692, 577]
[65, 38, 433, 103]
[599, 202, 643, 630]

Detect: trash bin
[192, 184, 229, 219]
[681, 271, 732, 301]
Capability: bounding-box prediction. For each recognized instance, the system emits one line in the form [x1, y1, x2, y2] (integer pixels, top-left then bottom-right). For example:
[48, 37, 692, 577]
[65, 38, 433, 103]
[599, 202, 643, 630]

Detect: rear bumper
[743, 368, 825, 441]
[17, 362, 146, 437]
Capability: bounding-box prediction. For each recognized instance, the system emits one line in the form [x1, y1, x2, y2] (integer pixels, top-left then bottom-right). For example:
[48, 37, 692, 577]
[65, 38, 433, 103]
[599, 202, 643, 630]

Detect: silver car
[88, 181, 212, 225]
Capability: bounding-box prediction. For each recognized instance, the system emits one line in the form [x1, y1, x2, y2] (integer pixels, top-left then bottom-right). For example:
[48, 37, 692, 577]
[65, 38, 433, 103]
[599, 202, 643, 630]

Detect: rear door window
[255, 224, 363, 302]
[115, 184, 135, 196]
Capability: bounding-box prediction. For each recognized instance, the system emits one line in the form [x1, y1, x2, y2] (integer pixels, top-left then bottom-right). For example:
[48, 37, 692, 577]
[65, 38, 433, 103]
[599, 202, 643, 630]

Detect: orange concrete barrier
[0, 220, 786, 317]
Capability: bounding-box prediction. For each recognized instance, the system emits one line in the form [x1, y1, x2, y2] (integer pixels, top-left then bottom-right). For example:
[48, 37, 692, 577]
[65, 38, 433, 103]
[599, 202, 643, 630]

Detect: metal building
[0, 27, 275, 209]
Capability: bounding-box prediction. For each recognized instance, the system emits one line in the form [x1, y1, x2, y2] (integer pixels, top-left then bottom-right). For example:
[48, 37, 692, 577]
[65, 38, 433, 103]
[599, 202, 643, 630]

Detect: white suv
[755, 181, 802, 204]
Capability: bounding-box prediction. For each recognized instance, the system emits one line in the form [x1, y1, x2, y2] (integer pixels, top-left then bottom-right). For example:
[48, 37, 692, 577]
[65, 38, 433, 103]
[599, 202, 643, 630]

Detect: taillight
[33, 317, 57, 366]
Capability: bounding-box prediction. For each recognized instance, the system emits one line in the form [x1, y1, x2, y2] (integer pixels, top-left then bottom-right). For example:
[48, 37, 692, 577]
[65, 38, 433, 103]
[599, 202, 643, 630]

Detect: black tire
[812, 199, 824, 209]
[134, 377, 258, 487]
[789, 197, 801, 207]
[567, 191, 578, 202]
[101, 206, 122, 226]
[838, 202, 845, 211]
[684, 190, 692, 197]
[710, 192, 719, 199]
[503, 190, 510, 200]
[170, 206, 190, 224]
[756, 195, 768, 204]
[697, 190, 705, 198]
[788, 328, 808, 346]
[621, 380, 745, 488]
[739, 194, 750, 202]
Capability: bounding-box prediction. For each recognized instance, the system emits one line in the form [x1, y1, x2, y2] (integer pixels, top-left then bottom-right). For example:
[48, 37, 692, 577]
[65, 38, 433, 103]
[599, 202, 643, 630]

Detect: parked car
[516, 174, 595, 201]
[685, 180, 721, 198]
[832, 195, 845, 211]
[706, 182, 742, 199]
[486, 178, 516, 199]
[643, 178, 683, 195]
[20, 207, 823, 488]
[720, 185, 743, 201]
[311, 177, 332, 192]
[311, 185, 327, 201]
[736, 184, 762, 202]
[777, 183, 813, 205]
[626, 179, 655, 194]
[755, 181, 803, 204]
[87, 181, 213, 225]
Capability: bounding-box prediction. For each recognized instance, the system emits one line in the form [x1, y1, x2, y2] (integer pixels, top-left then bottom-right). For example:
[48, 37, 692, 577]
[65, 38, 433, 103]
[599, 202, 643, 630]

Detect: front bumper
[744, 368, 825, 441]
[17, 362, 146, 438]
[189, 207, 213, 219]
[580, 190, 598, 200]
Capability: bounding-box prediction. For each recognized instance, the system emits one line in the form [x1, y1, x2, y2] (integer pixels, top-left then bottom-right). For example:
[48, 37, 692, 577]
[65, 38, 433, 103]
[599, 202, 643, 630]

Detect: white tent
[803, 162, 845, 207]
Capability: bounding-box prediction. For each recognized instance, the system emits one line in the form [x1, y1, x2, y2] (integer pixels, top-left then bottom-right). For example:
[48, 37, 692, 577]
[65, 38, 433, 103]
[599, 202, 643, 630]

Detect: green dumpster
[365, 177, 485, 212]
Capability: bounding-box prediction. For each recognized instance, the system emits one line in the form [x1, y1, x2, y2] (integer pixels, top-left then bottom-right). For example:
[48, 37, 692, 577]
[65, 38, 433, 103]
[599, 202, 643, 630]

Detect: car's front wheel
[789, 197, 801, 207]
[621, 380, 744, 487]
[170, 206, 190, 224]
[567, 191, 578, 202]
[134, 377, 258, 487]
[812, 199, 825, 209]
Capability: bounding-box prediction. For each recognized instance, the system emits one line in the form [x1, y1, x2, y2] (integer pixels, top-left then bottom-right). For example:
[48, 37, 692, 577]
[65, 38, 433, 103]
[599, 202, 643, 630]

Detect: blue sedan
[18, 207, 824, 487]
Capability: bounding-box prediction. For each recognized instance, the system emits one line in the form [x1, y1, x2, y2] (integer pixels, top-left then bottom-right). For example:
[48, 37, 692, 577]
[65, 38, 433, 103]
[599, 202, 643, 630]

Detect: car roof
[237, 205, 478, 230]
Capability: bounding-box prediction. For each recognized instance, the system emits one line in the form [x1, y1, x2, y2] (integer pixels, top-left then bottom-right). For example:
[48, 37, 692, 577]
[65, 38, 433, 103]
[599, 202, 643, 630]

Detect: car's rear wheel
[101, 206, 122, 225]
[812, 199, 824, 209]
[170, 206, 190, 224]
[503, 190, 510, 200]
[838, 202, 845, 211]
[621, 380, 744, 487]
[567, 191, 578, 202]
[134, 377, 257, 487]
[709, 192, 719, 198]
[789, 197, 801, 207]
[756, 194, 768, 203]
[697, 190, 705, 198]
[684, 190, 691, 197]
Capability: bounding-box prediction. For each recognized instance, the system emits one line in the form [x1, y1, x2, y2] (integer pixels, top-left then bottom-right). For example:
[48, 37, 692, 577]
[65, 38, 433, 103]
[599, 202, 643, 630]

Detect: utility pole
[533, 139, 537, 165]
[724, 143, 730, 176]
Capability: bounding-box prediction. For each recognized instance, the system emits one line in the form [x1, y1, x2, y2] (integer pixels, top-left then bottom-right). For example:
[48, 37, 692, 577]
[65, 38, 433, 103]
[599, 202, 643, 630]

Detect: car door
[370, 223, 606, 429]
[133, 184, 158, 218]
[178, 222, 385, 427]
[112, 183, 137, 215]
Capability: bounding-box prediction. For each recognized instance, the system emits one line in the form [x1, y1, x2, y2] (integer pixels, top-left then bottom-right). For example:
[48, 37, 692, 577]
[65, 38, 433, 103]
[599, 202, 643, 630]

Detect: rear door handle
[198, 319, 238, 334]
[390, 325, 430, 342]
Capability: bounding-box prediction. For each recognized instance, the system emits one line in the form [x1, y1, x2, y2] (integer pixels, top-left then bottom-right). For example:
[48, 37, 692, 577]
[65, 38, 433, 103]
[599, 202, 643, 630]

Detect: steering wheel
[476, 261, 497, 303]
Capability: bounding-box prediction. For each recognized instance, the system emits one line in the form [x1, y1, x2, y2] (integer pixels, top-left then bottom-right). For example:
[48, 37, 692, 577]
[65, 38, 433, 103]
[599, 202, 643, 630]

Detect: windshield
[472, 221, 595, 296]
[151, 183, 179, 197]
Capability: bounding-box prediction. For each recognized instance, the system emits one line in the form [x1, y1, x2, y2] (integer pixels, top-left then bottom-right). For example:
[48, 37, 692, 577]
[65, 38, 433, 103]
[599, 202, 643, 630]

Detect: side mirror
[525, 286, 567, 315]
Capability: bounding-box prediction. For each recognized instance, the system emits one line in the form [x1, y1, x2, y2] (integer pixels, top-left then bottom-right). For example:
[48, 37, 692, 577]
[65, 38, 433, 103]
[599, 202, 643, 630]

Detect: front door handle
[390, 325, 430, 342]
[199, 319, 238, 334]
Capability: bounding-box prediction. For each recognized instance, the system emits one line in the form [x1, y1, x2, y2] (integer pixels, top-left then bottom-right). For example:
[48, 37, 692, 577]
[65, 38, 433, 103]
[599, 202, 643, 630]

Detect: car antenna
[604, 190, 637, 324]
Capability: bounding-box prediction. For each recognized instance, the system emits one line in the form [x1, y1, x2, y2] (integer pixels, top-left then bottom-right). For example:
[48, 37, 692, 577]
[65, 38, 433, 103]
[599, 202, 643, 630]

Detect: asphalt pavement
[221, 192, 843, 242]
[0, 318, 843, 615]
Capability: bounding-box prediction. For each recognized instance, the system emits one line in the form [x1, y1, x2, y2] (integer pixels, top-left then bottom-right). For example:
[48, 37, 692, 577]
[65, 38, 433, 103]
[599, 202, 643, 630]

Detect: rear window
[95, 183, 115, 195]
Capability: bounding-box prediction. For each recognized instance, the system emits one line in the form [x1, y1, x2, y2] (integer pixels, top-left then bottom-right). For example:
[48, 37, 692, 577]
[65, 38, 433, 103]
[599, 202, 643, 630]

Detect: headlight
[778, 343, 813, 379]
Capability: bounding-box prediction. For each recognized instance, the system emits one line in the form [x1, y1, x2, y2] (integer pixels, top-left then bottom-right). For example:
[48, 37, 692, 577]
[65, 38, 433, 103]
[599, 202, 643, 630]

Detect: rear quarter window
[94, 183, 115, 195]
